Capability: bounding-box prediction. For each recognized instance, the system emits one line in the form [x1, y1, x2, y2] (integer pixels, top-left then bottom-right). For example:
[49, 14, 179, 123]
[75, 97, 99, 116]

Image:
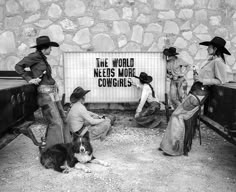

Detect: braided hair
[140, 79, 156, 98]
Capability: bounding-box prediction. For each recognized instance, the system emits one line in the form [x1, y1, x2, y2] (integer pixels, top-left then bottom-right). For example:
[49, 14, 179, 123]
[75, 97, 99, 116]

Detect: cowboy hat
[163, 47, 179, 57]
[199, 36, 231, 55]
[31, 36, 59, 48]
[70, 87, 90, 103]
[134, 72, 153, 84]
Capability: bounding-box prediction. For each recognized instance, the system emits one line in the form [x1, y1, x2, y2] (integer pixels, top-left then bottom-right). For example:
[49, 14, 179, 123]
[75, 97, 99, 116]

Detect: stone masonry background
[0, 0, 236, 94]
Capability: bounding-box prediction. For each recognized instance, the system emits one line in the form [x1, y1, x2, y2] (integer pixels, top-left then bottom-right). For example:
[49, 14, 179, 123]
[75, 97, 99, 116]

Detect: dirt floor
[0, 111, 236, 192]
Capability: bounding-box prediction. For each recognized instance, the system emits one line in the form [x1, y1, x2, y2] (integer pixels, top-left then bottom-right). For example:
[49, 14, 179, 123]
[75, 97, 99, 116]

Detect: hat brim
[163, 49, 179, 56]
[31, 42, 59, 48]
[199, 41, 231, 55]
[134, 75, 153, 83]
[70, 90, 90, 103]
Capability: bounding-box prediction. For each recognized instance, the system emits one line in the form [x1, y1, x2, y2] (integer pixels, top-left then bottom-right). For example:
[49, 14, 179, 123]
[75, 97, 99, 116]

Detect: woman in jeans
[160, 36, 230, 156]
[15, 36, 71, 150]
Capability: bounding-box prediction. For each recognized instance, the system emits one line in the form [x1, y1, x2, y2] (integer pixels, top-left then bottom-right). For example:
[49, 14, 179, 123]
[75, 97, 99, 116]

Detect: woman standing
[160, 37, 230, 156]
[15, 36, 71, 150]
[132, 72, 162, 128]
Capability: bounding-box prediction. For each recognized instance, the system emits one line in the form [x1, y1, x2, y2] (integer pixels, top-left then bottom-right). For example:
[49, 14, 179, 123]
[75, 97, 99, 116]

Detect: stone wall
[1, 0, 236, 96]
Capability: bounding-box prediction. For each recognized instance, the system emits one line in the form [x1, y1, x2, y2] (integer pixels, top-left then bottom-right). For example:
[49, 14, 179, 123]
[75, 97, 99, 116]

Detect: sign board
[63, 52, 166, 103]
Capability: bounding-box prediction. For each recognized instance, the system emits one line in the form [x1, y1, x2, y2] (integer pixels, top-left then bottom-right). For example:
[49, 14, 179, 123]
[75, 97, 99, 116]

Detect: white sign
[64, 52, 166, 103]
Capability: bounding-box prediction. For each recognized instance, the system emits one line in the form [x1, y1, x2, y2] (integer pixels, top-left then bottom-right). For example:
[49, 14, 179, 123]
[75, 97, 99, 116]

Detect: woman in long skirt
[160, 36, 230, 156]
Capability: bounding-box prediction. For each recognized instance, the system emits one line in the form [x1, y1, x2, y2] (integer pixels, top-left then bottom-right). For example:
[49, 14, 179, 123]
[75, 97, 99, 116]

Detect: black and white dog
[40, 132, 109, 173]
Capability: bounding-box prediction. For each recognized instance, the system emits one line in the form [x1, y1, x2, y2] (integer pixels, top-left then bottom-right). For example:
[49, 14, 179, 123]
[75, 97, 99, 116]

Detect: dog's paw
[62, 167, 70, 174]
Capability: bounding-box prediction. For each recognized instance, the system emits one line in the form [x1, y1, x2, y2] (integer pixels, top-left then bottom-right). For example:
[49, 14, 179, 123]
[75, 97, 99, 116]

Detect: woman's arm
[136, 85, 150, 115]
[81, 107, 104, 125]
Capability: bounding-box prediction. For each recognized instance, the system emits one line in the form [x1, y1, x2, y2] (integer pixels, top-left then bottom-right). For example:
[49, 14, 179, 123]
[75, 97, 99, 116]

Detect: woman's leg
[170, 80, 180, 109]
[89, 119, 112, 140]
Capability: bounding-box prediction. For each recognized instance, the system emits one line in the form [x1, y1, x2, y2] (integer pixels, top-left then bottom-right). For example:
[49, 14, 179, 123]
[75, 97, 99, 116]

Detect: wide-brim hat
[31, 36, 59, 48]
[70, 87, 90, 103]
[134, 72, 153, 84]
[199, 36, 231, 55]
[163, 47, 179, 57]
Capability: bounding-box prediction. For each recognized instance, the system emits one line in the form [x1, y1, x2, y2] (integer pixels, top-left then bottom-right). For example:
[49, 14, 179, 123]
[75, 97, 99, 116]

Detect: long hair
[140, 79, 156, 98]
[213, 46, 225, 63]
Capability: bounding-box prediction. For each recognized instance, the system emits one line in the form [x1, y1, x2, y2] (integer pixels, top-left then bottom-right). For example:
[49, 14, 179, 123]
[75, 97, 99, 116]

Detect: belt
[37, 84, 58, 94]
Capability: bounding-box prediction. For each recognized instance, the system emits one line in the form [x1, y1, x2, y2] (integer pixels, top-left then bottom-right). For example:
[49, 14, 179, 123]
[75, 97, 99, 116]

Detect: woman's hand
[29, 78, 41, 85]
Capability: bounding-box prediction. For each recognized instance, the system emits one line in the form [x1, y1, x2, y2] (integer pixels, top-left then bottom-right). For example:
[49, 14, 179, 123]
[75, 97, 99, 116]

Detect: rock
[6, 0, 20, 15]
[153, 0, 172, 10]
[188, 44, 198, 56]
[195, 9, 208, 22]
[195, 0, 208, 8]
[231, 36, 236, 46]
[163, 21, 179, 34]
[146, 23, 162, 33]
[60, 43, 82, 52]
[226, 55, 236, 66]
[193, 24, 208, 34]
[78, 17, 94, 27]
[17, 43, 30, 57]
[196, 34, 211, 41]
[214, 28, 228, 38]
[92, 34, 115, 51]
[174, 37, 187, 49]
[136, 14, 150, 24]
[179, 51, 193, 65]
[48, 3, 62, 19]
[143, 33, 154, 47]
[225, 0, 236, 9]
[122, 42, 141, 52]
[148, 42, 158, 52]
[0, 31, 15, 54]
[5, 56, 20, 70]
[0, 7, 3, 21]
[178, 9, 193, 20]
[118, 35, 127, 48]
[23, 26, 37, 38]
[137, 4, 151, 14]
[73, 28, 90, 45]
[122, 7, 132, 20]
[65, 0, 86, 17]
[131, 25, 143, 44]
[182, 31, 192, 40]
[157, 36, 166, 50]
[209, 16, 221, 26]
[24, 13, 41, 23]
[175, 0, 194, 8]
[195, 48, 208, 60]
[19, 0, 40, 12]
[40, 24, 64, 42]
[5, 16, 23, 29]
[91, 23, 109, 33]
[112, 21, 130, 35]
[34, 19, 52, 28]
[158, 10, 176, 20]
[208, 0, 221, 9]
[133, 8, 139, 19]
[60, 18, 77, 31]
[180, 20, 191, 30]
[99, 8, 120, 20]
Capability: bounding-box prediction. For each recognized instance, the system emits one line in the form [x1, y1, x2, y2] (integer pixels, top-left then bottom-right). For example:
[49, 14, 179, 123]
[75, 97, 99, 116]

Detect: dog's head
[72, 132, 93, 155]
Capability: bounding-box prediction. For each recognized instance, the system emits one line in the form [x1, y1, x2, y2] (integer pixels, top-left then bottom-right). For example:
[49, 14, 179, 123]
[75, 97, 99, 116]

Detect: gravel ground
[0, 110, 236, 192]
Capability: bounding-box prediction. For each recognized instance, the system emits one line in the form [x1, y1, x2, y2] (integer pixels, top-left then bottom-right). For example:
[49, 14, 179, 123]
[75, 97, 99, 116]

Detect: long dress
[160, 56, 227, 156]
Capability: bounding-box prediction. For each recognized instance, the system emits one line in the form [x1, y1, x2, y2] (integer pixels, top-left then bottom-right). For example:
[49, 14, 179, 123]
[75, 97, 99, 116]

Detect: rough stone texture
[153, 0, 172, 10]
[178, 9, 193, 20]
[146, 23, 162, 33]
[60, 43, 82, 52]
[122, 42, 141, 52]
[65, 0, 86, 17]
[148, 42, 159, 52]
[194, 24, 208, 34]
[182, 31, 192, 40]
[99, 8, 120, 20]
[131, 25, 143, 43]
[143, 33, 154, 47]
[180, 20, 191, 30]
[112, 21, 130, 35]
[174, 37, 188, 49]
[91, 23, 109, 33]
[19, 0, 40, 12]
[189, 44, 198, 56]
[60, 18, 77, 31]
[136, 14, 151, 24]
[73, 28, 90, 45]
[48, 3, 62, 19]
[34, 19, 52, 28]
[78, 17, 94, 27]
[39, 24, 64, 42]
[195, 48, 208, 60]
[25, 14, 41, 23]
[6, 0, 20, 15]
[122, 7, 132, 20]
[175, 0, 194, 8]
[179, 51, 193, 65]
[158, 10, 176, 20]
[0, 31, 16, 54]
[92, 34, 115, 51]
[118, 35, 127, 47]
[5, 16, 23, 29]
[209, 16, 221, 26]
[195, 9, 208, 22]
[163, 21, 179, 34]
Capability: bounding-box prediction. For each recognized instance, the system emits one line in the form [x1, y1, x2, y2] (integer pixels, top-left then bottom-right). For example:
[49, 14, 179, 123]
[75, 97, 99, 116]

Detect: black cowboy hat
[31, 36, 59, 48]
[134, 72, 153, 83]
[163, 47, 179, 57]
[199, 36, 231, 55]
[70, 87, 90, 103]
